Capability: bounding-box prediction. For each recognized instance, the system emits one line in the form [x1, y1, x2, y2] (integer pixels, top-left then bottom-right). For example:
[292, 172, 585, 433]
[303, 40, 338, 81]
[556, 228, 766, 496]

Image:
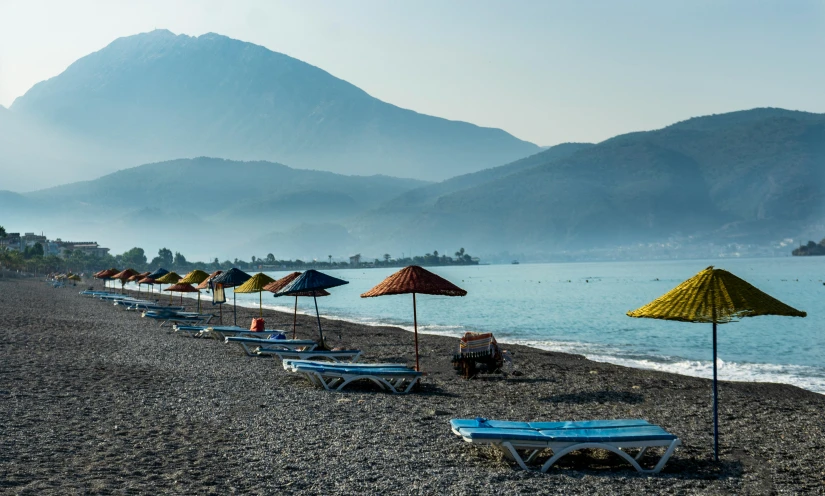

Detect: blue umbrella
[147, 268, 169, 295]
[274, 269, 348, 344]
[211, 268, 252, 325]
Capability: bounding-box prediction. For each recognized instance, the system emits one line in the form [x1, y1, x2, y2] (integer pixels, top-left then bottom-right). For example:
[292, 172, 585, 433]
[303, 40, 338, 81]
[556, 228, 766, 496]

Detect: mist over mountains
[5, 29, 538, 189]
[4, 108, 824, 262]
[1, 29, 823, 262]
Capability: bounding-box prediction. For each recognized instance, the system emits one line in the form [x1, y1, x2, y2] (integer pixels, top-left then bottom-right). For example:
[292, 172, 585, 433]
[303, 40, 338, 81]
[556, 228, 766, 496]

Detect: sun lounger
[259, 348, 362, 362]
[454, 418, 680, 474]
[223, 336, 317, 356]
[450, 418, 651, 436]
[205, 326, 286, 341]
[282, 359, 422, 394]
[142, 310, 213, 327]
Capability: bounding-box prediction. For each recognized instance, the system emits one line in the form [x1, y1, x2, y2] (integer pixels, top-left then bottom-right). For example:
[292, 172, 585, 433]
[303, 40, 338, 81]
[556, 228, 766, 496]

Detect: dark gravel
[1, 278, 824, 494]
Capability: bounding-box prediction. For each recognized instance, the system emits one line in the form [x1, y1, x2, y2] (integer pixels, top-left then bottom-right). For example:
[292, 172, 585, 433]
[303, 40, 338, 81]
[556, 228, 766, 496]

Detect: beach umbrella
[68, 274, 82, 282]
[146, 268, 170, 295]
[129, 272, 150, 294]
[234, 273, 276, 318]
[95, 268, 120, 290]
[274, 270, 348, 346]
[361, 265, 467, 371]
[164, 282, 199, 304]
[138, 276, 155, 295]
[212, 268, 252, 325]
[112, 268, 138, 294]
[264, 272, 330, 338]
[180, 270, 210, 312]
[197, 270, 223, 290]
[627, 266, 806, 461]
[154, 272, 182, 303]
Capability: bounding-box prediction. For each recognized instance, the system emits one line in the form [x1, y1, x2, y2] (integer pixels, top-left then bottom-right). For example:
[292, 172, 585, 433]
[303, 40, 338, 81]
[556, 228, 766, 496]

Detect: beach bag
[250, 318, 265, 331]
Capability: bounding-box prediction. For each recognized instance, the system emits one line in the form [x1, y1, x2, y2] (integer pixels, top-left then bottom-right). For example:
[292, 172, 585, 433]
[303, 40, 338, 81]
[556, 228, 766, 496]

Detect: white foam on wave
[514, 338, 825, 394]
[128, 283, 825, 395]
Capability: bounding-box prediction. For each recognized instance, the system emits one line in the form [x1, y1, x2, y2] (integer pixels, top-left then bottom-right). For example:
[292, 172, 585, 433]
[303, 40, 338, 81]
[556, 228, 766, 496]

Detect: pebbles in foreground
[1, 279, 824, 494]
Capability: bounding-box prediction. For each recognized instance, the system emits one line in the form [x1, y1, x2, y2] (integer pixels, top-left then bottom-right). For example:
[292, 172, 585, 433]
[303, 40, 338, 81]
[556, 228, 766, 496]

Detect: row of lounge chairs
[79, 287, 681, 474]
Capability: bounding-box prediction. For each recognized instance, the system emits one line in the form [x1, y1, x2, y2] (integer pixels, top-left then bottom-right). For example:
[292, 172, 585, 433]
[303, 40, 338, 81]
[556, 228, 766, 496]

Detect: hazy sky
[1, 0, 824, 145]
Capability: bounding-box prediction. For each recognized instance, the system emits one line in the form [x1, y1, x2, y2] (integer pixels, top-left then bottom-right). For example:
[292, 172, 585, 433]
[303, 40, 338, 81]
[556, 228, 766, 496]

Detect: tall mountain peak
[9, 30, 538, 181]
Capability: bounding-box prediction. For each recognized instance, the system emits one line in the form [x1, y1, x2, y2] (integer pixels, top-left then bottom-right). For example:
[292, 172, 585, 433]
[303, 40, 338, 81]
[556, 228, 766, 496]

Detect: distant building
[21, 232, 47, 247]
[349, 254, 361, 266]
[57, 241, 111, 258]
[0, 232, 22, 251]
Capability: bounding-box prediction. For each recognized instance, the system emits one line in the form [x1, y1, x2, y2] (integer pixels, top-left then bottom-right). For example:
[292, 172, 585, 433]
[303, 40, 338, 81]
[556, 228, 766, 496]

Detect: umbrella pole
[313, 291, 324, 346]
[712, 320, 719, 462]
[259, 292, 263, 318]
[234, 291, 237, 326]
[413, 292, 420, 372]
[293, 296, 298, 339]
[197, 292, 201, 313]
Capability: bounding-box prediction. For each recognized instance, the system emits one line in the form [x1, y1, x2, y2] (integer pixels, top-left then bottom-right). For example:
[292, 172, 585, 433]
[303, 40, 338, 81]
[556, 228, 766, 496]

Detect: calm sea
[143, 258, 825, 393]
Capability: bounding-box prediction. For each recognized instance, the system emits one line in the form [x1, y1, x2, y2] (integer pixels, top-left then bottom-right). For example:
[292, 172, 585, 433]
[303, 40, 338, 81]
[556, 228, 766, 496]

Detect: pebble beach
[2, 278, 824, 494]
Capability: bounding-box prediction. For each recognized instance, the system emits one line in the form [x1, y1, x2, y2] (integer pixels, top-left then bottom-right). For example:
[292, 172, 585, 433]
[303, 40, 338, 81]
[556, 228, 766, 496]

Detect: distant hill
[8, 29, 539, 186]
[349, 142, 593, 240]
[8, 157, 427, 259]
[359, 108, 825, 258]
[6, 108, 823, 262]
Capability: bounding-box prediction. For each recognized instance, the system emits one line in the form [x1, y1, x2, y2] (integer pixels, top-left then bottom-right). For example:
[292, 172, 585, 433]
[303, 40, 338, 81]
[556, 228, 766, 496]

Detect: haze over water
[152, 257, 824, 394]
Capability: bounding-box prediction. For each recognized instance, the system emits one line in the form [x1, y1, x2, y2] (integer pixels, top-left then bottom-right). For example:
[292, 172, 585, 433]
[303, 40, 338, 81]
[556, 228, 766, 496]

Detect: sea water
[160, 257, 825, 393]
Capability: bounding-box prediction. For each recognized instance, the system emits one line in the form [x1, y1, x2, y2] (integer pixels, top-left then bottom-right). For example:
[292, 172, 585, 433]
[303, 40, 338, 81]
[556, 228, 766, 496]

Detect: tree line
[0, 226, 478, 275]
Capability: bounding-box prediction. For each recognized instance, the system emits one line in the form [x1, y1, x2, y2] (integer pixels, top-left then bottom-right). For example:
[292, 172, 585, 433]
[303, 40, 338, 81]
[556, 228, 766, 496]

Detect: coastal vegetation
[0, 239, 478, 275]
[792, 239, 825, 256]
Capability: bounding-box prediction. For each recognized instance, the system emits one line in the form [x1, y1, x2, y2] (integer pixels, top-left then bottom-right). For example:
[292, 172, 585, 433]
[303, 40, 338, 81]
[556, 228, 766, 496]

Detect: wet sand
[1, 278, 824, 494]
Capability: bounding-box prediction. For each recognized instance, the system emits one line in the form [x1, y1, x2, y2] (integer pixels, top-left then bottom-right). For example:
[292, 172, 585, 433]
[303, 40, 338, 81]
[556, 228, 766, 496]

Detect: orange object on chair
[250, 318, 265, 331]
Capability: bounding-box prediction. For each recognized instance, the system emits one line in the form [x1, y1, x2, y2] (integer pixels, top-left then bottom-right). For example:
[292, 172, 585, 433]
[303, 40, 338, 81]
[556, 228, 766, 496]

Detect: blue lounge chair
[205, 326, 285, 341]
[450, 418, 651, 436]
[260, 348, 363, 362]
[282, 359, 422, 394]
[453, 418, 680, 473]
[224, 336, 318, 356]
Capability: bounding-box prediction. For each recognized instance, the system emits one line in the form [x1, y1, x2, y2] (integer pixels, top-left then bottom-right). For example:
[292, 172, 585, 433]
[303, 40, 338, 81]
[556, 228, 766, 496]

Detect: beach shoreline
[2, 277, 824, 494]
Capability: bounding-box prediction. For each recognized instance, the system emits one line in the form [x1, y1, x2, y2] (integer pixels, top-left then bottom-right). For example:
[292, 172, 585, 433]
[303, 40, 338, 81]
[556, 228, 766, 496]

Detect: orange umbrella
[197, 270, 223, 290]
[111, 268, 138, 294]
[264, 272, 330, 339]
[163, 282, 199, 304]
[95, 268, 120, 290]
[129, 272, 150, 294]
[361, 266, 467, 371]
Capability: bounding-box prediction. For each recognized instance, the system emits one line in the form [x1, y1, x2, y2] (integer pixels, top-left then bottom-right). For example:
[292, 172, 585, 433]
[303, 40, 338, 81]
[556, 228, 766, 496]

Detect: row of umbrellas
[93, 264, 807, 461]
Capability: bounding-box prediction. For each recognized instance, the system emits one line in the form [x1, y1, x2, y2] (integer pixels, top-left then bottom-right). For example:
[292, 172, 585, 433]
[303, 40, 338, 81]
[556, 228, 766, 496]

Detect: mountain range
[3, 107, 824, 262]
[3, 29, 538, 190]
[2, 29, 823, 262]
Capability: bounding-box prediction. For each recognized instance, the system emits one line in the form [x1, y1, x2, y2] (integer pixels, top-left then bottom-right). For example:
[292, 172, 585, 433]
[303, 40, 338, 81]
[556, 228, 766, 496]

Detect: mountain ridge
[8, 29, 539, 185]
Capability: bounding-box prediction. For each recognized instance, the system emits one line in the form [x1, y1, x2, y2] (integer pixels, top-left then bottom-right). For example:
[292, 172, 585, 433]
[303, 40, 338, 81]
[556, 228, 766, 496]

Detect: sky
[1, 0, 824, 145]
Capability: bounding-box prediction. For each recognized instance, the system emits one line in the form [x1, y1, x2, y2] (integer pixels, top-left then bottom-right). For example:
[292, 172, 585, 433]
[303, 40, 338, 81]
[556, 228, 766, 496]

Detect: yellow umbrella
[234, 273, 276, 317]
[627, 266, 806, 461]
[154, 272, 182, 303]
[180, 270, 210, 312]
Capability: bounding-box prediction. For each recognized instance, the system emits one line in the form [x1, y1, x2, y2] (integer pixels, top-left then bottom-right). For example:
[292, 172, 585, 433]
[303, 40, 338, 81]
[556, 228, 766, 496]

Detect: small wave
[125, 282, 825, 394]
[511, 338, 825, 394]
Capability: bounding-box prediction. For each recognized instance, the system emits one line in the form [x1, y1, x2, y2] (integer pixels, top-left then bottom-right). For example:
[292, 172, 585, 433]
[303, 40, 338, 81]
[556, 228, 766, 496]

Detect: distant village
[0, 231, 110, 258]
[0, 227, 477, 275]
